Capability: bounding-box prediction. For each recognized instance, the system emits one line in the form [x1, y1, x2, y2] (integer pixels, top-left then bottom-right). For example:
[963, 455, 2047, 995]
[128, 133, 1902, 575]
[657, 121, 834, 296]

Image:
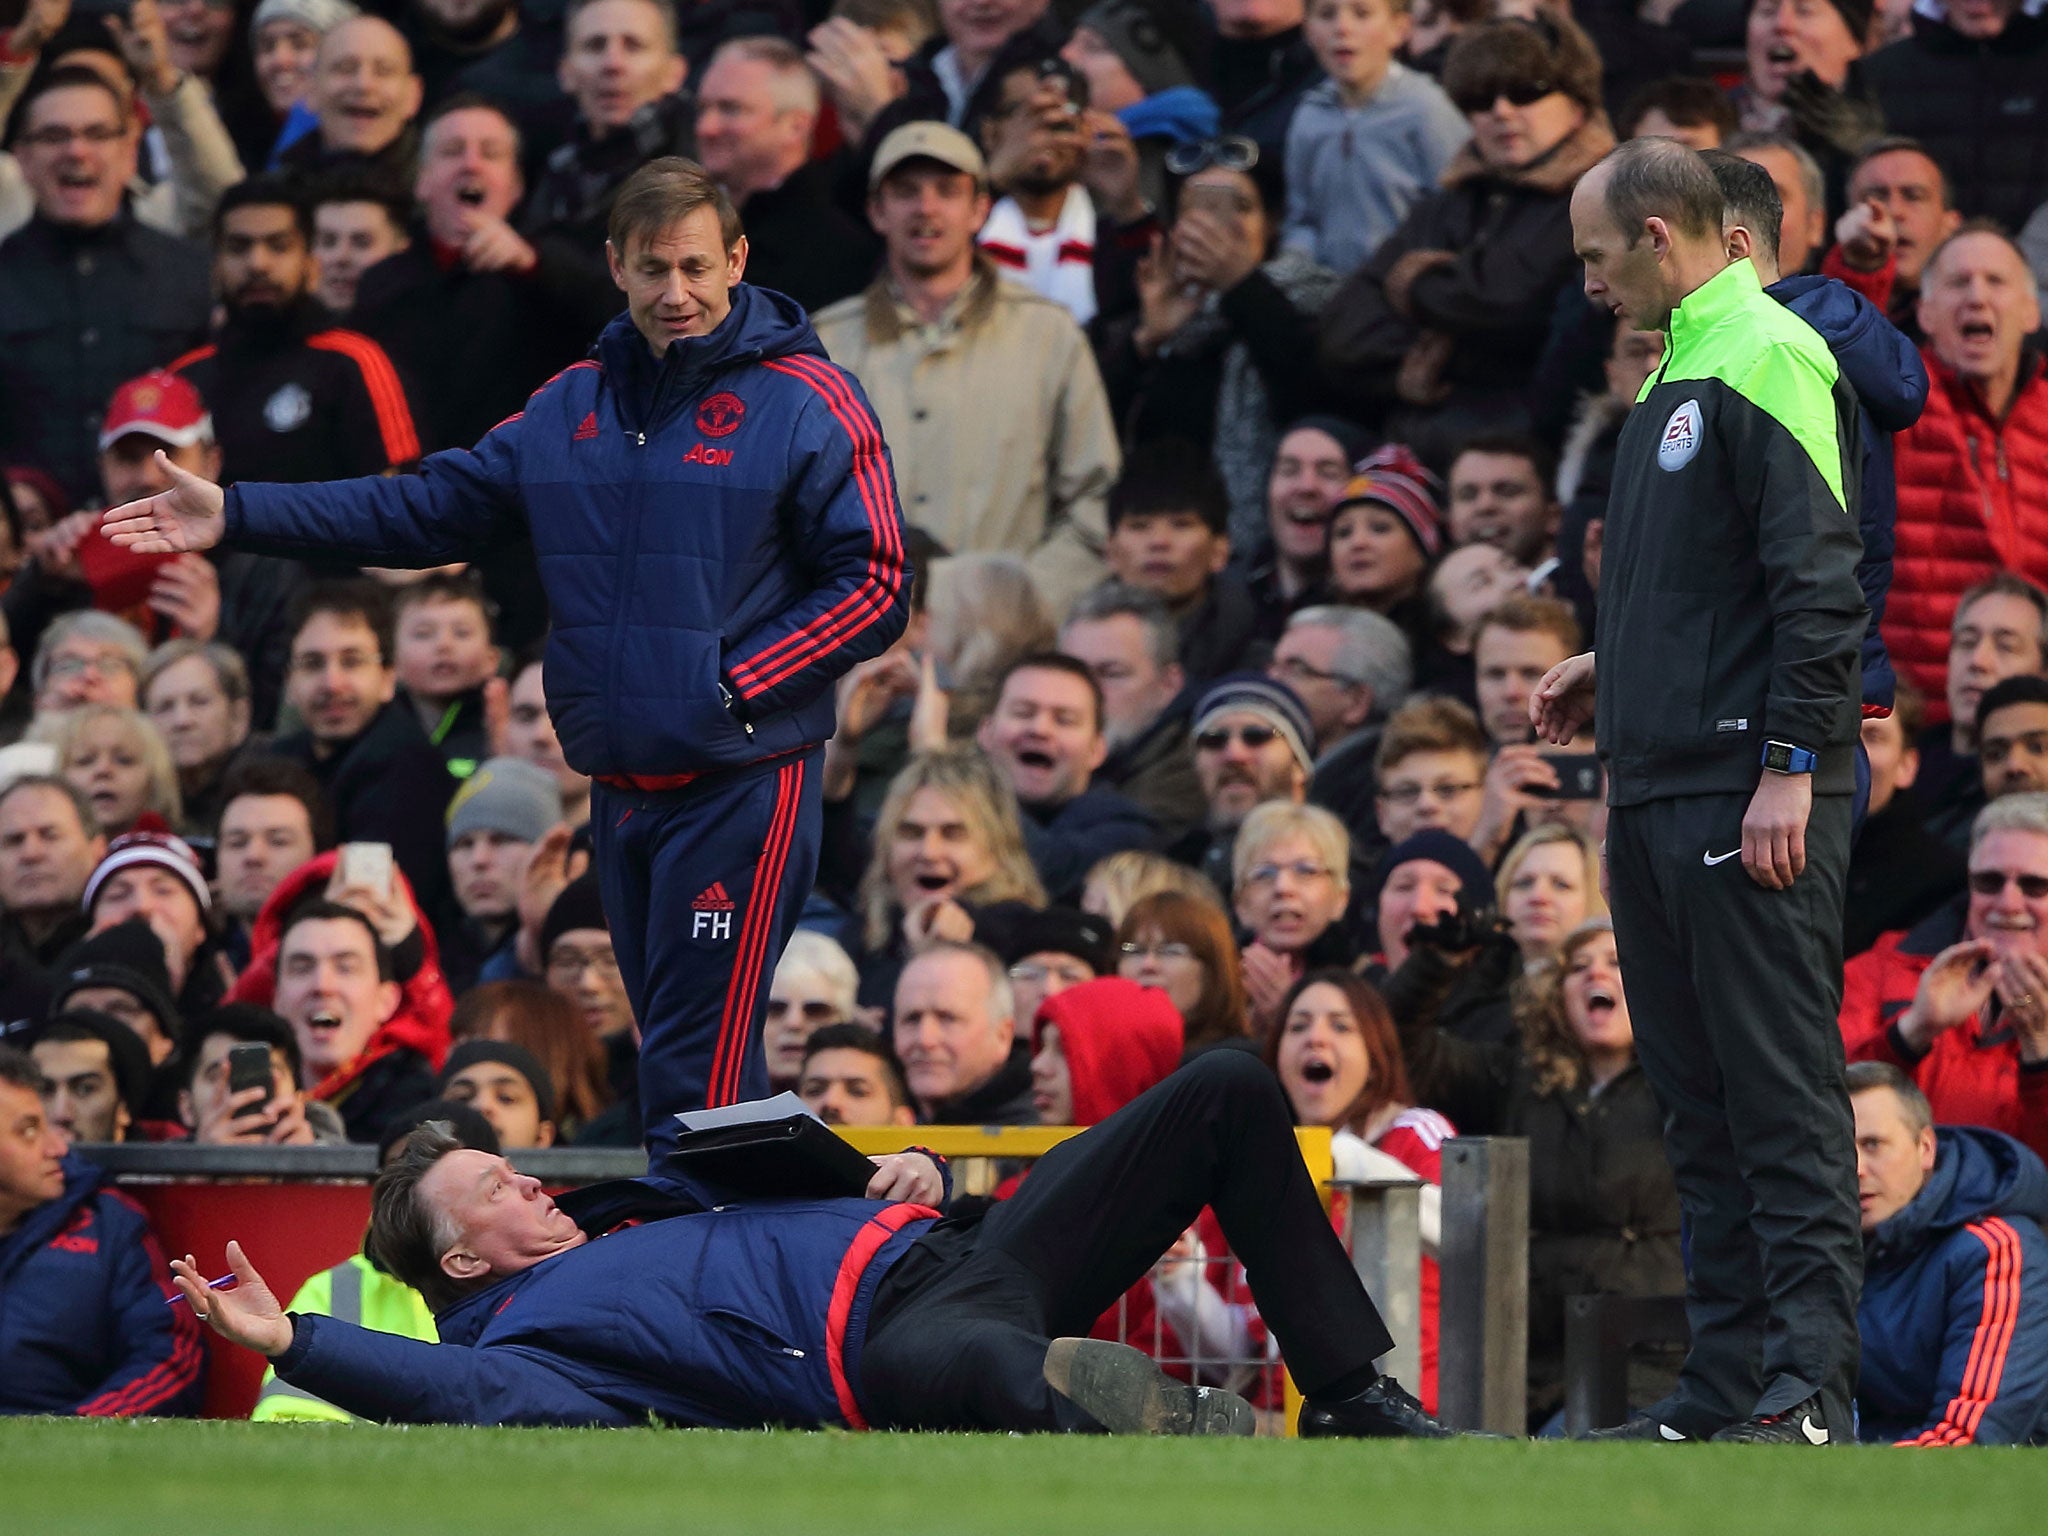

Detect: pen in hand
[167, 1272, 237, 1307]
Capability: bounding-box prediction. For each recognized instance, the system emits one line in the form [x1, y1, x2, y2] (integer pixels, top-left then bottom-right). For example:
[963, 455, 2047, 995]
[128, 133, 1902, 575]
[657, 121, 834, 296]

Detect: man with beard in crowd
[975, 59, 1097, 325]
[170, 175, 421, 484]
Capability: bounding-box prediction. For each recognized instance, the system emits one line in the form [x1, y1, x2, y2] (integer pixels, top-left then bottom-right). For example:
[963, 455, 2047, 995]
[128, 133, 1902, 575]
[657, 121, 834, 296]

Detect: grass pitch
[4, 1418, 2036, 1536]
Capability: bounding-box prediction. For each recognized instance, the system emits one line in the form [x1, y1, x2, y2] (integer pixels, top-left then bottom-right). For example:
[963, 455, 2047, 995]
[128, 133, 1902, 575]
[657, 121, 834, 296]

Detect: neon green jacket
[250, 1253, 437, 1422]
[1595, 258, 1867, 806]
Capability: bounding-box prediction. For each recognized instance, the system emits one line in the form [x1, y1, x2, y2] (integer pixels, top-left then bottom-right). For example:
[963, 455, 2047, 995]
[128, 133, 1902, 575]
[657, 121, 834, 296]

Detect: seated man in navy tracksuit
[0, 1048, 204, 1418]
[103, 158, 911, 1157]
[1848, 1063, 2048, 1445]
[172, 1051, 1469, 1438]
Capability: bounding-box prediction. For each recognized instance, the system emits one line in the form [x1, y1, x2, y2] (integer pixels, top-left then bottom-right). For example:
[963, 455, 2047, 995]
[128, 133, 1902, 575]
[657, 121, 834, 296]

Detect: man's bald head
[1598, 136, 1725, 248]
[310, 16, 423, 156]
[1572, 140, 1727, 332]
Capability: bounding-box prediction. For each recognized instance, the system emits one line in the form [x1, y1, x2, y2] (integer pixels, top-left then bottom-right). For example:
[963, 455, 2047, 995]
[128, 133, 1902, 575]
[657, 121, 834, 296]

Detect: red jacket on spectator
[1820, 244, 1895, 319]
[1883, 348, 2048, 721]
[1839, 903, 2048, 1165]
[226, 852, 454, 1102]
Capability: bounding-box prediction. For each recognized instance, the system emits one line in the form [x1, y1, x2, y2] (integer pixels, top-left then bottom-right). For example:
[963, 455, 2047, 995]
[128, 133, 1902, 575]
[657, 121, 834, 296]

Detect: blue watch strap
[1761, 740, 1817, 773]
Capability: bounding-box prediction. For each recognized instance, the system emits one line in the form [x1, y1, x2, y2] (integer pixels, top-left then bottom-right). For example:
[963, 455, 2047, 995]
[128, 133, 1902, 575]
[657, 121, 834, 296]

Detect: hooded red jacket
[226, 852, 454, 1102]
[1032, 978, 1185, 1126]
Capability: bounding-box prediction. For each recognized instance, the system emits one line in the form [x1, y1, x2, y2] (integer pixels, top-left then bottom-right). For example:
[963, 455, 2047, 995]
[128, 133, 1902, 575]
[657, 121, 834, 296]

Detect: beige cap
[869, 120, 987, 190]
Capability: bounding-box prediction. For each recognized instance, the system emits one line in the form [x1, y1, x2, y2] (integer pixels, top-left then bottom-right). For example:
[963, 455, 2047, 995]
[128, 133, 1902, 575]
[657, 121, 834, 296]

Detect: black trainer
[1042, 1338, 1256, 1436]
[1297, 1375, 1508, 1439]
[1710, 1396, 1831, 1445]
[1578, 1413, 1697, 1443]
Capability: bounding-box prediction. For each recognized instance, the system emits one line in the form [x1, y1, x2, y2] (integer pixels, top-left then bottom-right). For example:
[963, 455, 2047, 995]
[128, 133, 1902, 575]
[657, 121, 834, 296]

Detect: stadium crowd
[2, 0, 2048, 1443]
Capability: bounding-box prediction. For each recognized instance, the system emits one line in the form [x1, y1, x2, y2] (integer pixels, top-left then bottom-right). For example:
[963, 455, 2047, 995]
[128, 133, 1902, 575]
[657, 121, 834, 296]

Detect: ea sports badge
[1658, 399, 1702, 472]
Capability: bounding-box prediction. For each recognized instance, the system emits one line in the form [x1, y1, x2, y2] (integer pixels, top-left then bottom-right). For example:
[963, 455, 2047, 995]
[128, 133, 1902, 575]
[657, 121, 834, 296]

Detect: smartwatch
[1761, 739, 1818, 774]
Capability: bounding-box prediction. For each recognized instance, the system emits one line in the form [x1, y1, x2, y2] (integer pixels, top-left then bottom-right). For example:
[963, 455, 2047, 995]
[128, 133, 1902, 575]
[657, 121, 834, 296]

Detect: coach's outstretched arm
[103, 409, 527, 572]
[171, 1243, 631, 1428]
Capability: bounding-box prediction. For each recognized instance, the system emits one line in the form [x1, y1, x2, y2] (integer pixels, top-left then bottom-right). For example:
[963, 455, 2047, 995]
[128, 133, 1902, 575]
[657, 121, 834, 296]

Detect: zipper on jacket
[635, 431, 645, 446]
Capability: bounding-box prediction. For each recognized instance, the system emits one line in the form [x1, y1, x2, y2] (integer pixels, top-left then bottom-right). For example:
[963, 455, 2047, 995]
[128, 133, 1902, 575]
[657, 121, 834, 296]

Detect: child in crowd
[1281, 0, 1470, 276]
[391, 574, 500, 780]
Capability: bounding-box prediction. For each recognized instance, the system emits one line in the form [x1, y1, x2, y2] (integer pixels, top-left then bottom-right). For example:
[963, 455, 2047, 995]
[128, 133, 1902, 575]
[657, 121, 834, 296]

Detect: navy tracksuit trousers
[590, 749, 822, 1160]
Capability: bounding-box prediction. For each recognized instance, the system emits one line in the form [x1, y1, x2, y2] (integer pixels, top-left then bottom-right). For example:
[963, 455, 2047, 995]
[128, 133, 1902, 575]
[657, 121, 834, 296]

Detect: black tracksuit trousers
[1606, 791, 1863, 1435]
[858, 1050, 1396, 1431]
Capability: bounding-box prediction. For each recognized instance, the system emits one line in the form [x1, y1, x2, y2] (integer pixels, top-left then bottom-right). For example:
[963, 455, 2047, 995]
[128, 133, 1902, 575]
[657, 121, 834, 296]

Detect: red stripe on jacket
[729, 355, 901, 693]
[725, 356, 902, 697]
[1906, 1218, 2023, 1445]
[707, 760, 802, 1106]
[725, 354, 899, 691]
[825, 1203, 938, 1429]
[308, 329, 423, 466]
[74, 1192, 203, 1417]
[165, 343, 217, 374]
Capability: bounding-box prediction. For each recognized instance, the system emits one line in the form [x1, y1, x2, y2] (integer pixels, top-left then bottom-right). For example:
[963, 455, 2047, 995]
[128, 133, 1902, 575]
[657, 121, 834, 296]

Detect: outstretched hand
[169, 1241, 294, 1357]
[100, 450, 226, 553]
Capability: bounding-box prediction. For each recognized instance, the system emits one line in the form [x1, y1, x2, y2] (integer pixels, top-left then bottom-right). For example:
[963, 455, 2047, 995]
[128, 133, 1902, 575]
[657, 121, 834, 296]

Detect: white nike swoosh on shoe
[1703, 848, 1741, 866]
[1659, 1423, 1688, 1441]
[1800, 1415, 1828, 1445]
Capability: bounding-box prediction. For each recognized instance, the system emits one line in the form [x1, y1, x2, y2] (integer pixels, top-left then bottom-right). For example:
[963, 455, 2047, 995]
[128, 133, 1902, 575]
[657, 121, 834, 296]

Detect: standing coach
[1533, 138, 1867, 1445]
[102, 159, 910, 1157]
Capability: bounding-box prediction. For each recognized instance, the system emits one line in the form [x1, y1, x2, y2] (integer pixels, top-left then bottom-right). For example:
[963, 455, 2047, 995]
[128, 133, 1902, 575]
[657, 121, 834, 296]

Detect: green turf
[4, 1420, 2041, 1536]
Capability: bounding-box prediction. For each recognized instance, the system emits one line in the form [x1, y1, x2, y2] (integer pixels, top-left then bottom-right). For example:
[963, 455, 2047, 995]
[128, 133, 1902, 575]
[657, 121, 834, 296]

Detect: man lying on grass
[173, 1052, 1478, 1437]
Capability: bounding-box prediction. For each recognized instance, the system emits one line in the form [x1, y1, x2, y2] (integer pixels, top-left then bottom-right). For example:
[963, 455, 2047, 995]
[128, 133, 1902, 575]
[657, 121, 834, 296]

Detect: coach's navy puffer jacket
[1769, 274, 1927, 717]
[1858, 1126, 2048, 1445]
[0, 1154, 203, 1416]
[270, 1196, 936, 1428]
[225, 285, 909, 785]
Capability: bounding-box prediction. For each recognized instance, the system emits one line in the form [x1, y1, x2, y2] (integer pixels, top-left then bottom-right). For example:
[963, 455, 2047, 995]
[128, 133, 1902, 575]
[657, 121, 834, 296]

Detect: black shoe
[1297, 1376, 1509, 1439]
[1578, 1413, 1697, 1442]
[1042, 1338, 1256, 1436]
[1710, 1397, 1831, 1445]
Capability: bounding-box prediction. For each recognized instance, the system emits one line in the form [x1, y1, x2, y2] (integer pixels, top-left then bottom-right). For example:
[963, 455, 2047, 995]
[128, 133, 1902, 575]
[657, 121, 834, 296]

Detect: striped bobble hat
[1335, 443, 1445, 560]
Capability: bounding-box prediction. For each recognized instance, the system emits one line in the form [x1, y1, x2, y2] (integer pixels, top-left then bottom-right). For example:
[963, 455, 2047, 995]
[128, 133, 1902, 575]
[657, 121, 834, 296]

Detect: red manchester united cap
[98, 371, 214, 452]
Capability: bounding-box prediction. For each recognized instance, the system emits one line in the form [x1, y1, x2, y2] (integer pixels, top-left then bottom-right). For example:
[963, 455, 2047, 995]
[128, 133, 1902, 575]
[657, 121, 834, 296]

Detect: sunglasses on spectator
[1449, 79, 1558, 115]
[1120, 941, 1195, 961]
[1195, 725, 1278, 752]
[1165, 135, 1260, 177]
[1968, 870, 2048, 899]
[766, 999, 839, 1023]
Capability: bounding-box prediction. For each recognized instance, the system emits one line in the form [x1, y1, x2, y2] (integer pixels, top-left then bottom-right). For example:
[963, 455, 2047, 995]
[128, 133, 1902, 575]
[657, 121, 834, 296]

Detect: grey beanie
[250, 0, 360, 44]
[445, 756, 560, 848]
